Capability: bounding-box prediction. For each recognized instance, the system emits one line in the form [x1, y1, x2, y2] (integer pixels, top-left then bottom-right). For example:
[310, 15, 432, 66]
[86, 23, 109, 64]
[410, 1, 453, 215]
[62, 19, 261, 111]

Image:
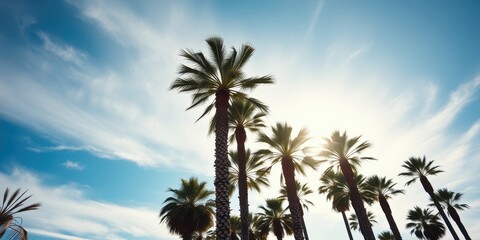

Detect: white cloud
[37, 31, 87, 66]
[62, 160, 84, 171]
[0, 168, 176, 240]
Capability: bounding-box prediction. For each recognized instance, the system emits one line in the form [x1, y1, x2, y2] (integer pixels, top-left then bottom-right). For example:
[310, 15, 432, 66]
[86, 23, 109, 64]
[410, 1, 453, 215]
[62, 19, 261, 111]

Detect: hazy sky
[1, 1, 479, 239]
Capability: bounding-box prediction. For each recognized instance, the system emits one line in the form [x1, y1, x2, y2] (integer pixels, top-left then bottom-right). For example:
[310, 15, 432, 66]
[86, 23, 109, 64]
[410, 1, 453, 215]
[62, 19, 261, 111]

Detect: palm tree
[170, 37, 274, 239]
[318, 169, 374, 240]
[0, 188, 40, 240]
[212, 99, 269, 240]
[230, 215, 242, 240]
[160, 178, 215, 240]
[228, 150, 270, 194]
[349, 211, 377, 232]
[366, 175, 404, 240]
[279, 181, 313, 240]
[429, 188, 471, 240]
[319, 131, 376, 240]
[399, 156, 459, 240]
[257, 198, 293, 240]
[378, 231, 395, 240]
[257, 122, 318, 240]
[249, 213, 268, 240]
[406, 206, 445, 240]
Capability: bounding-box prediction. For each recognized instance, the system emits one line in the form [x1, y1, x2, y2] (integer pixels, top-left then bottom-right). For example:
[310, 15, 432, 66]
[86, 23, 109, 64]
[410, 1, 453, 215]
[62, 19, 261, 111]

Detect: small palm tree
[366, 175, 404, 240]
[257, 199, 293, 240]
[280, 181, 314, 240]
[230, 215, 242, 240]
[257, 122, 318, 240]
[399, 156, 459, 240]
[212, 99, 269, 240]
[160, 178, 215, 240]
[406, 206, 445, 240]
[429, 188, 471, 240]
[318, 169, 373, 240]
[349, 211, 377, 232]
[170, 37, 273, 239]
[249, 213, 268, 240]
[228, 150, 270, 194]
[319, 169, 354, 240]
[378, 231, 395, 240]
[320, 131, 376, 240]
[0, 188, 40, 240]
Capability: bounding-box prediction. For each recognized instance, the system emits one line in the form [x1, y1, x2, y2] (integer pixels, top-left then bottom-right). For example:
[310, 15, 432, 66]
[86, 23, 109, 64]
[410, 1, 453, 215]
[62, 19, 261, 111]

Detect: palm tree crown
[160, 178, 215, 240]
[349, 211, 377, 231]
[377, 231, 395, 240]
[228, 150, 270, 194]
[257, 199, 293, 240]
[406, 206, 445, 240]
[0, 188, 40, 240]
[399, 156, 443, 188]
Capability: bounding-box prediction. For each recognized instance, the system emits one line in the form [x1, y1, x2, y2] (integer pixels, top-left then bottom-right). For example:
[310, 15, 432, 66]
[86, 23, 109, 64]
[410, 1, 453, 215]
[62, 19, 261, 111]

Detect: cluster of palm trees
[164, 37, 472, 240]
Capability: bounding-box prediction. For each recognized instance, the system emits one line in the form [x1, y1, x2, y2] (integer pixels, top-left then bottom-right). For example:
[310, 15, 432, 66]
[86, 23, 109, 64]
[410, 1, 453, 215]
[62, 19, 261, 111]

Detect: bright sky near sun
[1, 0, 480, 239]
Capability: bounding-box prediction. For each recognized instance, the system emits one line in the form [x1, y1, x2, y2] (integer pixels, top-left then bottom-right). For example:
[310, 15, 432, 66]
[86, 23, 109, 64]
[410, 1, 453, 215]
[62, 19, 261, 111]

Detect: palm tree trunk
[235, 126, 250, 240]
[339, 158, 375, 240]
[379, 195, 402, 240]
[341, 211, 354, 240]
[281, 157, 305, 240]
[182, 232, 193, 240]
[300, 207, 309, 240]
[214, 89, 231, 239]
[420, 176, 459, 240]
[448, 205, 471, 240]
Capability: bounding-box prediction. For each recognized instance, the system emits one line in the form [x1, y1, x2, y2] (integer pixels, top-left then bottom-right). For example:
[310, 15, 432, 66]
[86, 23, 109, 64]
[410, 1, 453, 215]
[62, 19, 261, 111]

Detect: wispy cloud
[62, 160, 84, 171]
[0, 168, 176, 240]
[306, 0, 325, 37]
[37, 31, 87, 66]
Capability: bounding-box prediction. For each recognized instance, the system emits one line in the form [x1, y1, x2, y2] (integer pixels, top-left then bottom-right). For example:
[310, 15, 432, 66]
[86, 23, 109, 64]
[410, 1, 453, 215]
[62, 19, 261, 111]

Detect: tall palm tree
[319, 169, 374, 240]
[366, 175, 404, 240]
[349, 211, 377, 232]
[257, 122, 318, 240]
[319, 131, 376, 240]
[280, 181, 314, 240]
[399, 156, 459, 240]
[257, 199, 293, 240]
[212, 99, 269, 240]
[378, 231, 395, 240]
[170, 37, 274, 239]
[406, 206, 445, 240]
[429, 188, 471, 240]
[0, 188, 40, 240]
[160, 178, 215, 240]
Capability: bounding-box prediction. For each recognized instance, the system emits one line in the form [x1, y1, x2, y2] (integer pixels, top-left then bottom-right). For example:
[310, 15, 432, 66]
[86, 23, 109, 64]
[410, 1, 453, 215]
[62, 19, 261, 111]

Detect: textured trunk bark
[235, 126, 250, 240]
[341, 211, 354, 240]
[448, 205, 471, 240]
[421, 176, 459, 240]
[300, 208, 309, 240]
[281, 156, 305, 240]
[214, 89, 231, 240]
[339, 158, 375, 240]
[379, 195, 402, 240]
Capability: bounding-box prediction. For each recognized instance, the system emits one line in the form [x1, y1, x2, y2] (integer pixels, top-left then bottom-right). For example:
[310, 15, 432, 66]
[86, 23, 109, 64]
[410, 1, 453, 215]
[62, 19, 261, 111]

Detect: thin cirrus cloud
[0, 168, 176, 240]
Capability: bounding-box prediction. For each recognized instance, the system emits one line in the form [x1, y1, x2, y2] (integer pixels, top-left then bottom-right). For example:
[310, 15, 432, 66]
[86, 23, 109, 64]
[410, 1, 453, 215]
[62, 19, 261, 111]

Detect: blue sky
[1, 0, 479, 239]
